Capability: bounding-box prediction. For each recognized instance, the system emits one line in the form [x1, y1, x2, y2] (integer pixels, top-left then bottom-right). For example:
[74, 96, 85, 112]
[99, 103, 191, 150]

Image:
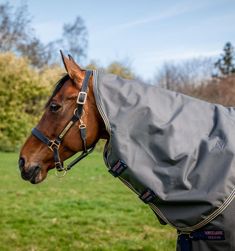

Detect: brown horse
[19, 52, 107, 184]
[19, 52, 235, 251]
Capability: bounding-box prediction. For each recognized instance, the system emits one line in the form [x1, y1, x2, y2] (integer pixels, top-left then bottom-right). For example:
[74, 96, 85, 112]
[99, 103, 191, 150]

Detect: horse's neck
[89, 76, 109, 140]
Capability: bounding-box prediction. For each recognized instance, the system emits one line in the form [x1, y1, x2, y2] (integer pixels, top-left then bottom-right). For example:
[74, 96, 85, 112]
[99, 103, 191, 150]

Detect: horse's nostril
[21, 165, 41, 182]
[18, 157, 25, 171]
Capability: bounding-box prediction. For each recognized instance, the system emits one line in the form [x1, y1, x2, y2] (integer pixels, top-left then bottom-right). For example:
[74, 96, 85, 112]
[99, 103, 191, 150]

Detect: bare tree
[154, 63, 180, 90]
[0, 2, 30, 51]
[18, 38, 53, 68]
[0, 1, 54, 67]
[60, 16, 88, 63]
[154, 57, 214, 91]
[0, 2, 88, 68]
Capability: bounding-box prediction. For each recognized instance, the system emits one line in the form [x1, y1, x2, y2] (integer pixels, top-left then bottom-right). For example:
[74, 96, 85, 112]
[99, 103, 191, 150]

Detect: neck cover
[93, 70, 235, 232]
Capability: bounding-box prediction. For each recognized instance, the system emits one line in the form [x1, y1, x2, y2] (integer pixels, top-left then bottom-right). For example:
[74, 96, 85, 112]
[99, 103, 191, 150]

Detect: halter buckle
[48, 140, 60, 152]
[77, 91, 87, 105]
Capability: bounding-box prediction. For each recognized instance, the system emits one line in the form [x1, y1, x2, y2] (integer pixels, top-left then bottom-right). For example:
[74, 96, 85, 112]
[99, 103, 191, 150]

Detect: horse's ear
[60, 50, 83, 84]
[68, 54, 75, 62]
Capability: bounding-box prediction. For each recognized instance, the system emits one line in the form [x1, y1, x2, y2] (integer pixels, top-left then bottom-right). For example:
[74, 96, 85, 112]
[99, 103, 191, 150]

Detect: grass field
[0, 151, 176, 251]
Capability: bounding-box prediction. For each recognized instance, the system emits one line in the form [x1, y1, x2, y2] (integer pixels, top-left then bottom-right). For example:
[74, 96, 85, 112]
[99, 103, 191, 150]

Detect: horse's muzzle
[19, 157, 41, 184]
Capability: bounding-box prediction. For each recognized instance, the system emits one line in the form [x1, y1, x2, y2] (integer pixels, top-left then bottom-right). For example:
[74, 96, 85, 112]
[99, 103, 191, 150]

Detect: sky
[5, 0, 235, 80]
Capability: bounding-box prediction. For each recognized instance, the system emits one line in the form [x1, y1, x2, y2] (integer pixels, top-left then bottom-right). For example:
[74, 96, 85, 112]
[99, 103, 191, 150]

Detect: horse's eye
[49, 103, 61, 112]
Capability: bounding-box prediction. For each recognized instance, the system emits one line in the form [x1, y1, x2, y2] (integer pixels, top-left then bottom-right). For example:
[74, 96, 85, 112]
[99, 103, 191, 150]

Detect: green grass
[0, 152, 176, 251]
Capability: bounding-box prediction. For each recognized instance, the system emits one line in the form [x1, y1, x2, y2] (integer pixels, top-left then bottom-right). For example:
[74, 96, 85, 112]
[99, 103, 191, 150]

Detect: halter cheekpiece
[31, 70, 95, 175]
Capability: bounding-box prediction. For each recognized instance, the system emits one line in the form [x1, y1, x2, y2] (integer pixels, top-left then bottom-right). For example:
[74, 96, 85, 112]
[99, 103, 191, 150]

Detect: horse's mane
[45, 74, 70, 107]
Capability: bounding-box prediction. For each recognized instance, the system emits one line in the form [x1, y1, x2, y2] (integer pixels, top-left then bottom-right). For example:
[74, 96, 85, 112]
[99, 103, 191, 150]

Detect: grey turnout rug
[93, 70, 235, 239]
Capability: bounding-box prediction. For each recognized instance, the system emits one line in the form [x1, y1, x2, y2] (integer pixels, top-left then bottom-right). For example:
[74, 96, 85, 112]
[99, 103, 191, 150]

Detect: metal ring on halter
[73, 108, 86, 118]
[73, 108, 77, 116]
[79, 123, 86, 129]
[55, 168, 67, 178]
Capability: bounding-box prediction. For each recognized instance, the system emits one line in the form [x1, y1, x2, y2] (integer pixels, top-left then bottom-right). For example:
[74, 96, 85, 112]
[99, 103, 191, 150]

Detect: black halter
[32, 70, 95, 173]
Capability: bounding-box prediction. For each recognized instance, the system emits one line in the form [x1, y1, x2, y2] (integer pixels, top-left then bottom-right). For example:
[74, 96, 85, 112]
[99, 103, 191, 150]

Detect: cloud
[138, 49, 220, 65]
[131, 49, 220, 80]
[111, 0, 229, 31]
[117, 4, 193, 30]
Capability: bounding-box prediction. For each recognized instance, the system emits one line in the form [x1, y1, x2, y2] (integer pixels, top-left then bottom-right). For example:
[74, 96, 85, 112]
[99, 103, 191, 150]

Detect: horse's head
[19, 52, 104, 184]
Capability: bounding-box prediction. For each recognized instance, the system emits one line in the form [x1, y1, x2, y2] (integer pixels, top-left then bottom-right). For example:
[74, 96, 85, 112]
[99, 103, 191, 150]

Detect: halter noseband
[31, 70, 95, 174]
